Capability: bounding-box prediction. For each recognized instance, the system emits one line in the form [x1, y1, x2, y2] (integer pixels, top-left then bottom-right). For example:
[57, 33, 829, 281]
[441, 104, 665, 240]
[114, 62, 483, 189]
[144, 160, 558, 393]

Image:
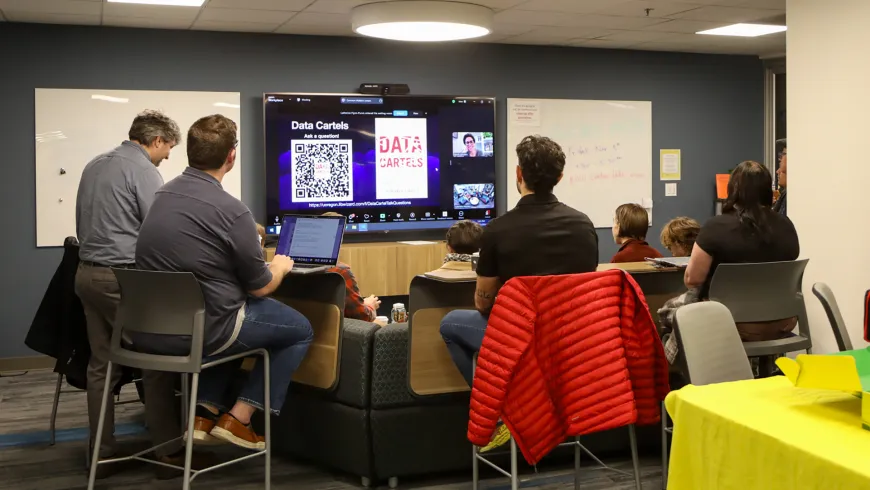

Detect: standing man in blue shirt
[75, 110, 183, 477]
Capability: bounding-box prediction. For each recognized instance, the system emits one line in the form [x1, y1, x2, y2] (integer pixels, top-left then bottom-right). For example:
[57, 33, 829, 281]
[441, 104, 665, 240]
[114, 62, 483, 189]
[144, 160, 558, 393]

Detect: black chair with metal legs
[469, 357, 643, 490]
[87, 269, 272, 490]
[812, 282, 854, 352]
[708, 260, 813, 376]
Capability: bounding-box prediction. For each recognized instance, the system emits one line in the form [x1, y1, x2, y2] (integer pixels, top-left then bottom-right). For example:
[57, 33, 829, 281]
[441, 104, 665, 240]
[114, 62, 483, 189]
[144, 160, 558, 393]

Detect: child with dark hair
[426, 220, 485, 277]
[445, 220, 484, 262]
[610, 203, 663, 263]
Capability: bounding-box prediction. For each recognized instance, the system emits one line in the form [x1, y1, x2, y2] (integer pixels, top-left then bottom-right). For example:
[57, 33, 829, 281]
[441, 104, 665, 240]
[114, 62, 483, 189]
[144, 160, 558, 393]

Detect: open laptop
[646, 256, 691, 268]
[274, 214, 346, 275]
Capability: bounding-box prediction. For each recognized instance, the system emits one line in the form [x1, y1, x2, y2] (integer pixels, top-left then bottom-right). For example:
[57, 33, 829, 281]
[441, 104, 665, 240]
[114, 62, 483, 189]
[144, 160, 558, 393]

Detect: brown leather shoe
[184, 416, 224, 446]
[209, 414, 265, 450]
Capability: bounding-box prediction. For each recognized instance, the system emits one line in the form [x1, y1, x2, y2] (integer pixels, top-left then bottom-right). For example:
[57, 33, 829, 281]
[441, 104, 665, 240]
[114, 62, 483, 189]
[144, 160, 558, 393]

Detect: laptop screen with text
[275, 215, 345, 265]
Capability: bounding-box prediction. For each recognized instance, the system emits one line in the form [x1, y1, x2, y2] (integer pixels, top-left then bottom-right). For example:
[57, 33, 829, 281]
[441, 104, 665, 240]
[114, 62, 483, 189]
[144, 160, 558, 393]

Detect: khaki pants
[74, 263, 181, 458]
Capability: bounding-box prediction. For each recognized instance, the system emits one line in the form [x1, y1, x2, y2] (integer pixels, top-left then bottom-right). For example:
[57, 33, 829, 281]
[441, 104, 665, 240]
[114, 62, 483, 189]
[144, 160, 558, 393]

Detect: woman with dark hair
[463, 133, 479, 157]
[683, 161, 799, 340]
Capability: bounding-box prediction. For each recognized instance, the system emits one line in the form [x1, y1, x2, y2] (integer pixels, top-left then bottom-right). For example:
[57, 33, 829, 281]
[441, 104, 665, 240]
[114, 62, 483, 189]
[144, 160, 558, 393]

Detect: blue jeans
[197, 297, 313, 415]
[440, 309, 489, 387]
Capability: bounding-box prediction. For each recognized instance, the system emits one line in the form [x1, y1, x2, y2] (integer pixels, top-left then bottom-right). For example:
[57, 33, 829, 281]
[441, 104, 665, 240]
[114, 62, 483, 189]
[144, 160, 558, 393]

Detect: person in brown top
[659, 217, 701, 257]
[610, 203, 663, 263]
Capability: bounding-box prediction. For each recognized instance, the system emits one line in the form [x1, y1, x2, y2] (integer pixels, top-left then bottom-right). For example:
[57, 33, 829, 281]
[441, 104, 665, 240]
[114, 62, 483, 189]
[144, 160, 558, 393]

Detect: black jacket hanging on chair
[25, 237, 133, 392]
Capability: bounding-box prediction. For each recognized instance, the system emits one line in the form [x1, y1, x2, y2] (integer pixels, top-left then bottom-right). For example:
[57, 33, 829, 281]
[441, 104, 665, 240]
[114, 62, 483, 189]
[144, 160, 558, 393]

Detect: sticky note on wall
[716, 174, 730, 199]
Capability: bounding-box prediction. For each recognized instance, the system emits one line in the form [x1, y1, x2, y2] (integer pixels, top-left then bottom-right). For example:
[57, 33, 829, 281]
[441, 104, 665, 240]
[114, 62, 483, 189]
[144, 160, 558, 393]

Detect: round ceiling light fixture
[352, 1, 494, 42]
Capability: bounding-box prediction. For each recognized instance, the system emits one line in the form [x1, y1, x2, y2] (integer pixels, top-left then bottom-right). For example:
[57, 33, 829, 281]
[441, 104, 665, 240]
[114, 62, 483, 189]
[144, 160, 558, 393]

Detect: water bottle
[391, 303, 408, 324]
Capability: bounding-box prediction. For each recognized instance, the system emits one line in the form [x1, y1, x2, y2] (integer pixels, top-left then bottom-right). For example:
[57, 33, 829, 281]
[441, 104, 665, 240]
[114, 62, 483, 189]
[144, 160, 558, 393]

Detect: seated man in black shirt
[439, 135, 599, 389]
[136, 115, 313, 450]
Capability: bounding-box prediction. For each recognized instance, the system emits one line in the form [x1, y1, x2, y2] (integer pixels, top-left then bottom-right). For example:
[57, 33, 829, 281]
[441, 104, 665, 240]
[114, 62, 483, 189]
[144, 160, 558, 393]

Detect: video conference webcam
[358, 83, 411, 96]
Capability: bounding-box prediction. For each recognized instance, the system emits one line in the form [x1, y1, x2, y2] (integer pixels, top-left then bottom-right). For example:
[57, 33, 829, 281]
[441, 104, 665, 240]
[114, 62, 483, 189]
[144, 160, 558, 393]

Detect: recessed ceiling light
[697, 23, 787, 37]
[352, 1, 493, 42]
[107, 0, 205, 6]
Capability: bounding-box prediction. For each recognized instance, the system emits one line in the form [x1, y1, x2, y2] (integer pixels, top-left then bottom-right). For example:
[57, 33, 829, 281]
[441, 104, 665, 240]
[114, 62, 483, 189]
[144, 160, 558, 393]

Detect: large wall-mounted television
[264, 93, 497, 240]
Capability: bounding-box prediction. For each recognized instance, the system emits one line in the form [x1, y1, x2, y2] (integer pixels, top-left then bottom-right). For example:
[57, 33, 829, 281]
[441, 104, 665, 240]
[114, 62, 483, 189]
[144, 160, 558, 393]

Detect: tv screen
[264, 93, 497, 238]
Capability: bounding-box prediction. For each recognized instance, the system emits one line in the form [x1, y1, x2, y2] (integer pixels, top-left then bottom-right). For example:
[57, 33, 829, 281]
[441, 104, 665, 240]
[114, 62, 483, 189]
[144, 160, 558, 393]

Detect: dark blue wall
[0, 23, 763, 358]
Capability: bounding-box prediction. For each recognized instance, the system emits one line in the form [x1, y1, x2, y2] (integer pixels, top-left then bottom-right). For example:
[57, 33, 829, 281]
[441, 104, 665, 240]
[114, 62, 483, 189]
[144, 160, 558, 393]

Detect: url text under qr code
[290, 140, 353, 203]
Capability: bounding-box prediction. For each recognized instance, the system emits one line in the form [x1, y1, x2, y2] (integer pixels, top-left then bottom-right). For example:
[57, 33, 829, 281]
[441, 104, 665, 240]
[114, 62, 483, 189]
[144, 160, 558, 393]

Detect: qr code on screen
[290, 140, 353, 203]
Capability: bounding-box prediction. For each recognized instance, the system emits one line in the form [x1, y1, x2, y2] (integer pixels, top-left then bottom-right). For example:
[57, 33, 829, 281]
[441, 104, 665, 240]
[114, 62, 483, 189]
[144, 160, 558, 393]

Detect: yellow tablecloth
[665, 376, 870, 490]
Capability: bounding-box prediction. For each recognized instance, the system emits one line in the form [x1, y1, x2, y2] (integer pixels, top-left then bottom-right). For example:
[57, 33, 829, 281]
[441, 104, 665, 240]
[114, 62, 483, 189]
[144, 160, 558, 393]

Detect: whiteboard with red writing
[506, 98, 652, 228]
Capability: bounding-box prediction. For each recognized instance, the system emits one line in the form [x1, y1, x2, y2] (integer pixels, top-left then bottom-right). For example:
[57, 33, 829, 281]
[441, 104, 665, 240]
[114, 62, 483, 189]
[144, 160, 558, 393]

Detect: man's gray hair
[128, 110, 182, 146]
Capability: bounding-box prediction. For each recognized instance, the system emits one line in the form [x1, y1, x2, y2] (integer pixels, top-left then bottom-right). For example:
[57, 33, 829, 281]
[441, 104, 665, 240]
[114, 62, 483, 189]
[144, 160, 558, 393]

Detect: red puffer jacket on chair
[468, 269, 670, 465]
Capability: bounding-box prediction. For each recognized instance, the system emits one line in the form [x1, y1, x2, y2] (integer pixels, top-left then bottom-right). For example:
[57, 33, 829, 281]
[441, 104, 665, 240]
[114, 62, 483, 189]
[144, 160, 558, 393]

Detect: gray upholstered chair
[87, 270, 271, 490]
[812, 282, 854, 352]
[674, 301, 755, 385]
[662, 301, 755, 488]
[708, 260, 812, 358]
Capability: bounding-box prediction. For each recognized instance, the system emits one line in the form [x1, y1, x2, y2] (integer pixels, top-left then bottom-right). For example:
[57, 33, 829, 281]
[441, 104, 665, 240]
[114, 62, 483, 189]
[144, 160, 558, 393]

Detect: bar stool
[87, 269, 271, 490]
[50, 373, 143, 446]
[469, 356, 643, 490]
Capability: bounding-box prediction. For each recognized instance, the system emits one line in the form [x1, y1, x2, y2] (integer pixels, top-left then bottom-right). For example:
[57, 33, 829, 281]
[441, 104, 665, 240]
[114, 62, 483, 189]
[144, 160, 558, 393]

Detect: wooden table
[600, 262, 685, 327]
[265, 243, 685, 306]
[266, 241, 448, 297]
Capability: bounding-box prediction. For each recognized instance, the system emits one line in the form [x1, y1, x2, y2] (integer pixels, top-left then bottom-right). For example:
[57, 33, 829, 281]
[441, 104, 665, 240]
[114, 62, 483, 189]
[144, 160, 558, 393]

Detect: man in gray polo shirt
[75, 110, 184, 475]
[136, 114, 313, 450]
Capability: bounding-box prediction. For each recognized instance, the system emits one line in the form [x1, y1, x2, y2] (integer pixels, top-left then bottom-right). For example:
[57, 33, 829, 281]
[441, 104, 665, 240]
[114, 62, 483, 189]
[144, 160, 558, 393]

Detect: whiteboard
[506, 98, 652, 228]
[35, 88, 242, 247]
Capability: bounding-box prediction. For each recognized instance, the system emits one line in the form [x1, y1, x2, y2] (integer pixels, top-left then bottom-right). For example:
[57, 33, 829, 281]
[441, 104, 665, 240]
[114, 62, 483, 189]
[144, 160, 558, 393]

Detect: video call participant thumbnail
[453, 132, 493, 158]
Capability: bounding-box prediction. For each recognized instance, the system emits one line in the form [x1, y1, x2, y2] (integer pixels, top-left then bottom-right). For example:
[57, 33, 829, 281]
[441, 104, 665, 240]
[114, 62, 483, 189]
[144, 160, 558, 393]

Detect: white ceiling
[0, 0, 786, 56]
